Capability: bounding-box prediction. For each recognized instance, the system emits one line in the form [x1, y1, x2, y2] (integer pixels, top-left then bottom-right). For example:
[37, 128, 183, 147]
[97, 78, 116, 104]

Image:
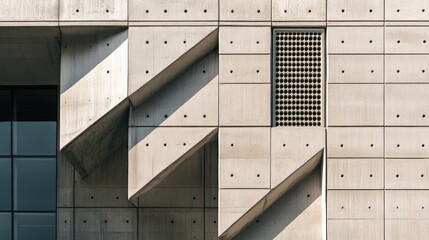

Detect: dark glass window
[0, 87, 57, 240]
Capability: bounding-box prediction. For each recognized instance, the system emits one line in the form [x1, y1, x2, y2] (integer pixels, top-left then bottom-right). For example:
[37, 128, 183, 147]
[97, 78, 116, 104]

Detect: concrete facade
[1, 0, 428, 239]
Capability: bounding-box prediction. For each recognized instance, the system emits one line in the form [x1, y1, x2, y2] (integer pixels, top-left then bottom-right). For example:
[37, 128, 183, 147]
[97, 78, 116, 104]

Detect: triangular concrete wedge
[128, 26, 218, 107]
[128, 127, 218, 202]
[219, 150, 324, 240]
[60, 28, 129, 176]
[219, 127, 325, 240]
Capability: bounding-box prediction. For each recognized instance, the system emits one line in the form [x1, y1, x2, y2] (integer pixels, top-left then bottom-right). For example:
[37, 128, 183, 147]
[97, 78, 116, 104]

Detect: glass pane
[0, 90, 12, 121]
[0, 122, 11, 155]
[0, 213, 11, 240]
[12, 122, 56, 156]
[14, 213, 55, 240]
[14, 158, 56, 211]
[0, 158, 11, 211]
[14, 89, 57, 121]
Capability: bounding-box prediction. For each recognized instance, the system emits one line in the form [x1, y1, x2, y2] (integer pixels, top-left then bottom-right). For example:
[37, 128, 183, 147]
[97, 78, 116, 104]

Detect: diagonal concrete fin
[128, 26, 218, 107]
[219, 127, 325, 240]
[59, 28, 129, 176]
[128, 127, 218, 202]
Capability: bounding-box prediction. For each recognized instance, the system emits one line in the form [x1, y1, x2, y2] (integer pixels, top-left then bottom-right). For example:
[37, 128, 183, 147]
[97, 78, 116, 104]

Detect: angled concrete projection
[128, 26, 218, 107]
[219, 128, 325, 240]
[60, 28, 128, 176]
[128, 127, 218, 203]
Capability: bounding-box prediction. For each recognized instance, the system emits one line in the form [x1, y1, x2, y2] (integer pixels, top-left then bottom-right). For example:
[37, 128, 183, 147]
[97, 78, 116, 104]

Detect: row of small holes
[340, 174, 373, 178]
[341, 9, 373, 13]
[230, 173, 261, 177]
[145, 114, 207, 118]
[145, 40, 189, 44]
[80, 220, 130, 223]
[145, 9, 208, 13]
[76, 9, 111, 13]
[283, 9, 313, 13]
[145, 143, 188, 147]
[230, 9, 262, 13]
[145, 69, 207, 75]
[341, 40, 374, 44]
[340, 206, 372, 210]
[396, 206, 426, 209]
[395, 174, 425, 178]
[340, 144, 374, 148]
[395, 70, 426, 73]
[396, 9, 426, 12]
[396, 114, 426, 118]
[397, 40, 427, 44]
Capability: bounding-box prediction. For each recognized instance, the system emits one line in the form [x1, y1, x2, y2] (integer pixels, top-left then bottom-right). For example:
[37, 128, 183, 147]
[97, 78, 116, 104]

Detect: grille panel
[273, 29, 324, 127]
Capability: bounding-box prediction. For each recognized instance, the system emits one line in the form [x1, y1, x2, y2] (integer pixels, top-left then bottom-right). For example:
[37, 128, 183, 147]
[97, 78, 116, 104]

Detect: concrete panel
[385, 127, 429, 158]
[139, 148, 204, 208]
[219, 127, 270, 189]
[386, 84, 429, 126]
[219, 84, 270, 126]
[130, 51, 218, 127]
[386, 220, 429, 240]
[328, 84, 384, 126]
[328, 55, 383, 83]
[219, 27, 271, 54]
[327, 127, 384, 158]
[327, 158, 384, 190]
[140, 208, 204, 240]
[60, 29, 128, 149]
[328, 219, 384, 240]
[205, 208, 218, 240]
[0, 0, 58, 22]
[128, 26, 217, 106]
[386, 0, 429, 21]
[327, 27, 384, 54]
[271, 127, 325, 187]
[220, 0, 270, 21]
[58, 208, 74, 240]
[327, 0, 383, 21]
[386, 190, 429, 219]
[219, 189, 270, 236]
[128, 127, 217, 200]
[386, 159, 429, 189]
[235, 169, 322, 240]
[272, 0, 326, 21]
[129, 0, 218, 21]
[327, 190, 384, 219]
[75, 208, 137, 240]
[57, 153, 74, 208]
[386, 55, 429, 83]
[386, 27, 429, 54]
[60, 0, 127, 22]
[219, 55, 270, 84]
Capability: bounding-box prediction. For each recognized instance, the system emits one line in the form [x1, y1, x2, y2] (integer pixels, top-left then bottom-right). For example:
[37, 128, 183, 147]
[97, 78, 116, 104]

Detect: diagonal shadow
[128, 49, 219, 150]
[234, 165, 322, 240]
[60, 27, 128, 94]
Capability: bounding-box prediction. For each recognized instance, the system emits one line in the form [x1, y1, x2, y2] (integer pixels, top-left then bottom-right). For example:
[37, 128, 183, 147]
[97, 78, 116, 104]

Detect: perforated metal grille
[273, 29, 324, 127]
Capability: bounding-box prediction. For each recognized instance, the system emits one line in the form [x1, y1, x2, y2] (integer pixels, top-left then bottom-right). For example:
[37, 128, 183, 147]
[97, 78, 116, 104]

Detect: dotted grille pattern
[273, 29, 324, 127]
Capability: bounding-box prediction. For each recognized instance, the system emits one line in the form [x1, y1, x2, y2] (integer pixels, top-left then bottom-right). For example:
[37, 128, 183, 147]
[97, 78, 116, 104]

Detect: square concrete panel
[327, 127, 384, 158]
[385, 127, 429, 158]
[129, 0, 218, 21]
[327, 27, 384, 54]
[386, 159, 429, 189]
[0, 0, 58, 22]
[327, 190, 384, 219]
[328, 55, 383, 84]
[386, 27, 429, 54]
[328, 84, 384, 126]
[60, 0, 128, 22]
[219, 84, 271, 126]
[386, 84, 429, 126]
[327, 158, 384, 190]
[219, 55, 270, 84]
[219, 27, 271, 54]
[328, 219, 384, 240]
[327, 0, 383, 21]
[271, 127, 325, 187]
[220, 0, 270, 21]
[386, 55, 429, 83]
[386, 190, 429, 219]
[386, 0, 429, 21]
[272, 0, 326, 21]
[386, 219, 429, 240]
[219, 128, 270, 159]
